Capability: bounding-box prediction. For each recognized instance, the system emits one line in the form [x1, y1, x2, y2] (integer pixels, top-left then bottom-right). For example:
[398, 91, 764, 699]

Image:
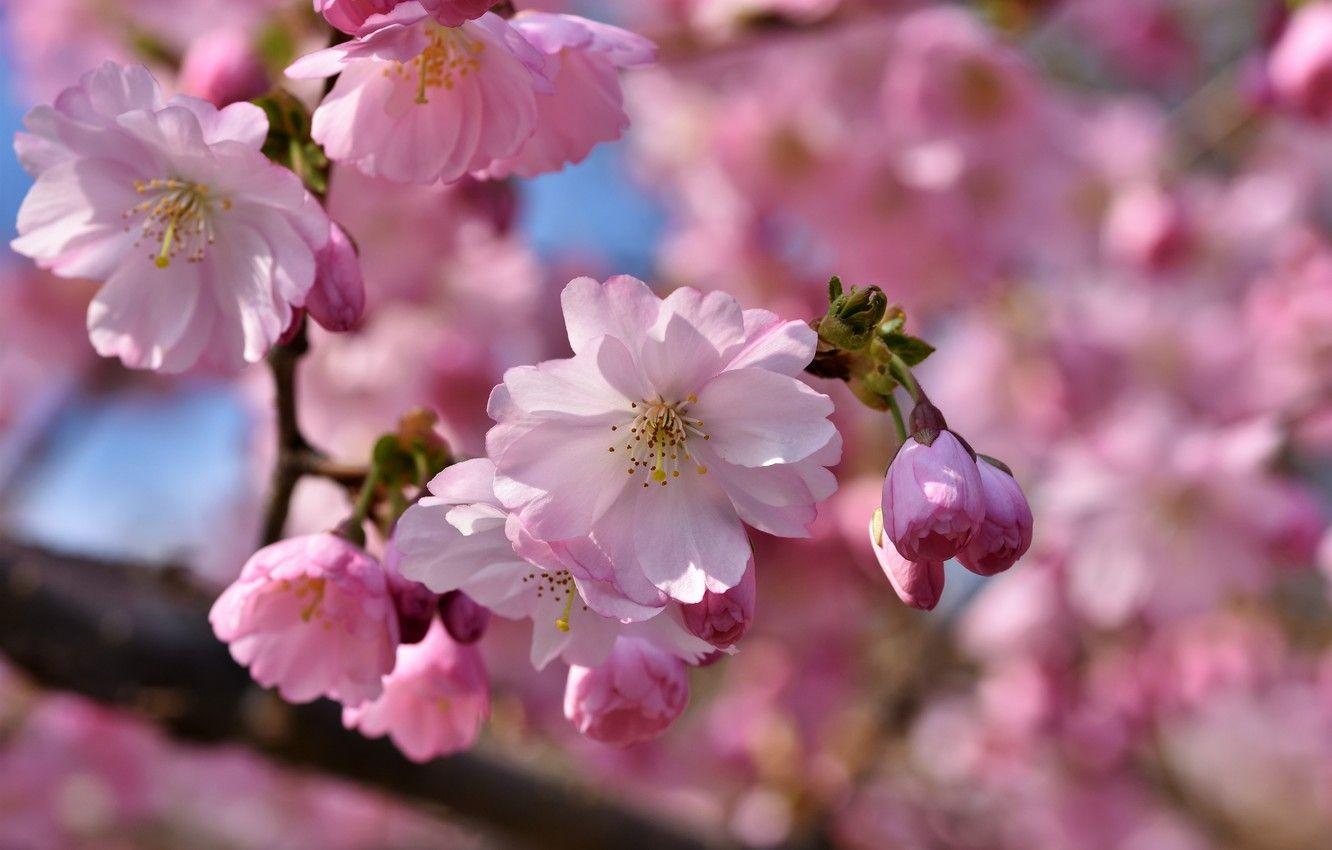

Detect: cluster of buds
[872, 398, 1033, 610]
[813, 278, 1033, 611]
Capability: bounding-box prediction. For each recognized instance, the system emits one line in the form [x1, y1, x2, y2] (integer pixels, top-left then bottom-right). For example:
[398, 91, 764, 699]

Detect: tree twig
[0, 537, 739, 850]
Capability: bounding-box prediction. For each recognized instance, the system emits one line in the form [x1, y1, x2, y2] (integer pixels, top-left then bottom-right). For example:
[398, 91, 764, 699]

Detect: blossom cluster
[3, 0, 1331, 847]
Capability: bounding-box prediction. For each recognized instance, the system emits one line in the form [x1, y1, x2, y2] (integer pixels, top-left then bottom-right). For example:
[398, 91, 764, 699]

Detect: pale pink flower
[870, 508, 945, 611]
[286, 8, 550, 184]
[178, 29, 270, 108]
[11, 62, 329, 373]
[343, 620, 489, 762]
[306, 222, 366, 332]
[209, 533, 399, 705]
[958, 458, 1034, 577]
[564, 636, 690, 746]
[394, 458, 715, 669]
[882, 7, 1043, 151]
[315, 0, 493, 35]
[479, 13, 656, 179]
[880, 430, 984, 563]
[1270, 1, 1332, 121]
[486, 275, 840, 603]
[679, 558, 756, 648]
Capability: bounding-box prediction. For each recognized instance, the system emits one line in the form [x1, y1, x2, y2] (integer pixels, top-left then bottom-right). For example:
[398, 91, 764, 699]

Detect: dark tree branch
[0, 538, 737, 850]
[259, 324, 369, 546]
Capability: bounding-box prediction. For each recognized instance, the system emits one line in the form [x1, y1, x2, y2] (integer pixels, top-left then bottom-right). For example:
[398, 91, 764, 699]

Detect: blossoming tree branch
[10, 0, 1031, 763]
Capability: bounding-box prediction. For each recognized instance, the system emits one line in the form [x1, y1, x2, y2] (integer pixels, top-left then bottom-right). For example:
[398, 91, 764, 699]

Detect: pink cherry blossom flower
[306, 222, 366, 332]
[479, 13, 657, 179]
[880, 429, 985, 562]
[1270, 1, 1332, 121]
[486, 275, 840, 604]
[209, 533, 399, 705]
[315, 0, 493, 35]
[958, 458, 1034, 577]
[564, 636, 690, 746]
[394, 458, 715, 669]
[870, 508, 945, 611]
[178, 29, 270, 108]
[286, 8, 550, 185]
[343, 620, 489, 762]
[680, 558, 756, 648]
[11, 62, 329, 373]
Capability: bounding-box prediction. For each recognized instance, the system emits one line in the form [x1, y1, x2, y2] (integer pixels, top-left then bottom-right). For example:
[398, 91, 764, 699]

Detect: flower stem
[887, 354, 922, 403]
[887, 395, 908, 445]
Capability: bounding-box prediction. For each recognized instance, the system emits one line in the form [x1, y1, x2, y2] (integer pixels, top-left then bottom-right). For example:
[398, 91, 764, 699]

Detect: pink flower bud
[680, 560, 756, 648]
[563, 637, 689, 747]
[881, 430, 985, 562]
[438, 590, 491, 645]
[178, 29, 269, 108]
[313, 0, 396, 34]
[306, 223, 365, 333]
[1270, 1, 1332, 121]
[343, 620, 489, 761]
[958, 459, 1034, 577]
[209, 534, 399, 705]
[870, 508, 945, 610]
[391, 579, 437, 646]
[314, 0, 491, 34]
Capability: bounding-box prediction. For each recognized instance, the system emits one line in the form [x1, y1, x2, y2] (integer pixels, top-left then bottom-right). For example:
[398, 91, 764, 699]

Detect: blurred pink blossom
[178, 28, 270, 107]
[343, 620, 490, 761]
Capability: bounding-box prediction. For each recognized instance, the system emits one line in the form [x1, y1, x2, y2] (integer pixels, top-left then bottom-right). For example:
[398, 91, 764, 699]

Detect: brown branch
[0, 537, 738, 850]
[260, 326, 311, 546]
[259, 323, 369, 545]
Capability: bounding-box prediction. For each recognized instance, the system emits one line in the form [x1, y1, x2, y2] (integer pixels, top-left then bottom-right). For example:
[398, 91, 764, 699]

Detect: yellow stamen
[555, 584, 576, 633]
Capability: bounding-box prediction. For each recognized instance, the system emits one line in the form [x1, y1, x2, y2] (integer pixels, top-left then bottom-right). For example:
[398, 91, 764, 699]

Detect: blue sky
[0, 11, 25, 246]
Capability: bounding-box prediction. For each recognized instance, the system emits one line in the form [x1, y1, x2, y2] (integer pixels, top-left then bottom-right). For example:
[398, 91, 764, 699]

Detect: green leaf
[257, 23, 296, 71]
[881, 331, 936, 367]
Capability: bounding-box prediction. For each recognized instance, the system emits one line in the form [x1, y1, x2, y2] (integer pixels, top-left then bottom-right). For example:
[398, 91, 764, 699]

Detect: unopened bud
[384, 545, 438, 645]
[306, 223, 365, 333]
[439, 591, 491, 644]
[957, 457, 1034, 577]
[178, 29, 269, 108]
[881, 429, 985, 562]
[818, 277, 888, 351]
[680, 561, 756, 648]
[870, 508, 945, 611]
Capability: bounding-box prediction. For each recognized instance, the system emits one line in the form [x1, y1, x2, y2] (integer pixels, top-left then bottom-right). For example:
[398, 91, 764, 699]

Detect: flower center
[521, 568, 587, 633]
[290, 576, 327, 623]
[610, 396, 710, 488]
[389, 24, 485, 104]
[126, 178, 228, 269]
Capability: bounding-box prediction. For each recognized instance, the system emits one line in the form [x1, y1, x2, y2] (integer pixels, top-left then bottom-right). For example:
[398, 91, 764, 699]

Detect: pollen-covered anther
[126, 178, 224, 268]
[392, 23, 486, 104]
[613, 396, 709, 486]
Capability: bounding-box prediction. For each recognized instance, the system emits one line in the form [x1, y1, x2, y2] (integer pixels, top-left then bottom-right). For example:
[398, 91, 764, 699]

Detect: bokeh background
[2, 1, 1331, 848]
